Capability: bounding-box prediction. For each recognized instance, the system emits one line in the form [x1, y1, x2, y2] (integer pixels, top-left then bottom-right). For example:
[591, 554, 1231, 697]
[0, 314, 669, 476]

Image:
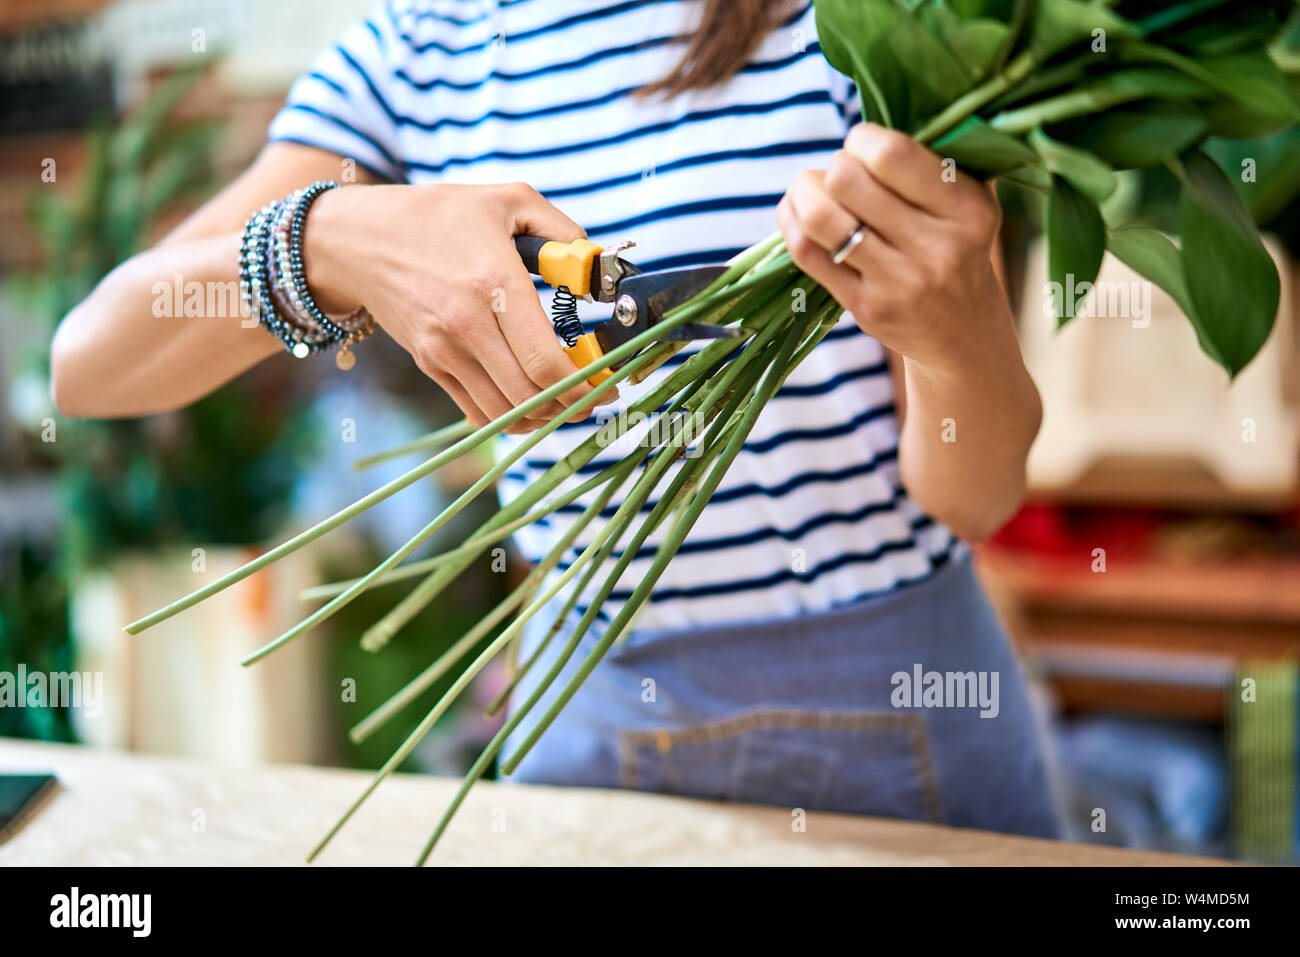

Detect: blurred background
[0, 0, 1297, 864]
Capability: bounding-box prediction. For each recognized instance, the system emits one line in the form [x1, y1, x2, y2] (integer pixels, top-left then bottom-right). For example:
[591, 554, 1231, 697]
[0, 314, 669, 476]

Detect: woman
[51, 0, 1057, 836]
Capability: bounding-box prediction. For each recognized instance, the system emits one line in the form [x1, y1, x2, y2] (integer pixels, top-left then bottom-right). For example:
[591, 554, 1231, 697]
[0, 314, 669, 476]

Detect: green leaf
[1175, 148, 1280, 375]
[1119, 43, 1300, 122]
[112, 66, 209, 171]
[932, 115, 1040, 177]
[1272, 4, 1300, 69]
[1104, 224, 1201, 334]
[949, 19, 1014, 80]
[1028, 127, 1118, 203]
[815, 0, 905, 127]
[950, 0, 1017, 18]
[1184, 50, 1298, 119]
[1046, 100, 1209, 168]
[1001, 163, 1053, 191]
[1147, 0, 1295, 57]
[918, 2, 1013, 81]
[1044, 176, 1106, 325]
[993, 0, 1033, 69]
[1027, 0, 1139, 59]
[815, 0, 973, 131]
[990, 66, 1214, 134]
[1203, 127, 1300, 224]
[1199, 96, 1300, 139]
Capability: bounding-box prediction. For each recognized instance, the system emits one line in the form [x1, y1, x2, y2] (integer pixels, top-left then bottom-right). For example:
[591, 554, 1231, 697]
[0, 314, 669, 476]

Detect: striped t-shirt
[269, 0, 960, 633]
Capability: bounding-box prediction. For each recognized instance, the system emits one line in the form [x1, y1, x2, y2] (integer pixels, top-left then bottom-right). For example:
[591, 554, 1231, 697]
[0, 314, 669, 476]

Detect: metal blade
[660, 322, 744, 340]
[634, 265, 729, 322]
[592, 264, 732, 355]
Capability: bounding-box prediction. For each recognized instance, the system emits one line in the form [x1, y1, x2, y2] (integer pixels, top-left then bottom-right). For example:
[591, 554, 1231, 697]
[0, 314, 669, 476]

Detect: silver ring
[831, 225, 868, 265]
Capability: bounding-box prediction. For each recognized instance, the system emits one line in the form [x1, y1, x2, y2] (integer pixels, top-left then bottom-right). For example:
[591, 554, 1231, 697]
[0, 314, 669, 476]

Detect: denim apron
[504, 553, 1060, 839]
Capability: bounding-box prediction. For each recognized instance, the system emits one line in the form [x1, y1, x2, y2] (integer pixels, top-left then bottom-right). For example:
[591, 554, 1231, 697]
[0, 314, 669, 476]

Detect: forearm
[50, 233, 281, 418]
[896, 322, 1041, 542]
[49, 142, 392, 420]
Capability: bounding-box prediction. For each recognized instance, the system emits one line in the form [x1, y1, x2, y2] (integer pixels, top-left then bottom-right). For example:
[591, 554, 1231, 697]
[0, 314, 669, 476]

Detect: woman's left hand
[777, 122, 1008, 376]
[778, 123, 1042, 542]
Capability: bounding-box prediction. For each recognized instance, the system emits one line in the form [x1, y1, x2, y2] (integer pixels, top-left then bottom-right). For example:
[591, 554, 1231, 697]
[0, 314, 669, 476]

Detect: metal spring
[550, 285, 583, 347]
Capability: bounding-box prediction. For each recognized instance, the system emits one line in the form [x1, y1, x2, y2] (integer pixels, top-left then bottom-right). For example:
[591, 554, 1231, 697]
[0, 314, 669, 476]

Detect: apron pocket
[617, 707, 944, 822]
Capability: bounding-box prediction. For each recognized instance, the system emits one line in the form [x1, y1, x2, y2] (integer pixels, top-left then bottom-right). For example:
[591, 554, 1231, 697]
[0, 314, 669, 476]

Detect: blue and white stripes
[269, 0, 960, 633]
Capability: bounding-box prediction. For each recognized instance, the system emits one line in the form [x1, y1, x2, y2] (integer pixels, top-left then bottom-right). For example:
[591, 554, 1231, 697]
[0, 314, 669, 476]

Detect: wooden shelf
[975, 546, 1300, 720]
[1029, 455, 1300, 512]
[0, 1, 111, 32]
[976, 548, 1300, 623]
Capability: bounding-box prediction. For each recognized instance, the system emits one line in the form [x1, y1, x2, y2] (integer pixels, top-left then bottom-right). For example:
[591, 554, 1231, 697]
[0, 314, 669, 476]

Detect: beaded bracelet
[265, 197, 312, 333]
[239, 203, 328, 359]
[239, 181, 374, 369]
[263, 196, 368, 342]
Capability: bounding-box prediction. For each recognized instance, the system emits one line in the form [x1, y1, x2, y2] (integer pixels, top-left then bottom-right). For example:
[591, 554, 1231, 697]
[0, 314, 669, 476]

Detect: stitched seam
[906, 721, 945, 823]
[620, 707, 919, 748]
[617, 731, 635, 790]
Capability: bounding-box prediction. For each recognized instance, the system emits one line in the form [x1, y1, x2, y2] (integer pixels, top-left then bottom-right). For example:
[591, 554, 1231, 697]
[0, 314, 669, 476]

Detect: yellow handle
[563, 332, 614, 386]
[537, 238, 603, 296]
[514, 236, 612, 387]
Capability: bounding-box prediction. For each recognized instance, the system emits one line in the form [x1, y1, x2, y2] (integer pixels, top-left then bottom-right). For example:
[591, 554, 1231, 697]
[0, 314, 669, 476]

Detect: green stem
[351, 297, 779, 632]
[381, 325, 757, 604]
[689, 231, 787, 303]
[408, 368, 762, 866]
[597, 349, 775, 655]
[298, 452, 648, 603]
[988, 82, 1162, 136]
[483, 568, 587, 717]
[355, 329, 750, 651]
[356, 445, 653, 653]
[346, 463, 633, 744]
[480, 347, 760, 718]
[339, 337, 737, 653]
[309, 421, 688, 863]
[124, 299, 702, 637]
[983, 56, 1092, 115]
[913, 49, 1039, 143]
[350, 419, 476, 472]
[238, 347, 651, 666]
[496, 327, 796, 779]
[350, 341, 737, 735]
[657, 250, 799, 328]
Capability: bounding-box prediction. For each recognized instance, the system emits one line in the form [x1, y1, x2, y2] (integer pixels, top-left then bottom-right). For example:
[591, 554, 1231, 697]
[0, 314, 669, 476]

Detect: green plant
[58, 388, 317, 570]
[14, 64, 316, 568]
[17, 66, 225, 324]
[128, 0, 1300, 864]
[0, 542, 76, 742]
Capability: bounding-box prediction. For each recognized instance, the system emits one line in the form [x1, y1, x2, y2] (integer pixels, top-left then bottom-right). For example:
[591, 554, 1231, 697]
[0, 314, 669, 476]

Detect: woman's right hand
[306, 181, 610, 434]
[50, 143, 605, 424]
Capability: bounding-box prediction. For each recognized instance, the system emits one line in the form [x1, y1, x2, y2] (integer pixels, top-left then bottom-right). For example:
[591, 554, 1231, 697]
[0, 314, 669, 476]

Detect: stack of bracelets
[238, 180, 375, 370]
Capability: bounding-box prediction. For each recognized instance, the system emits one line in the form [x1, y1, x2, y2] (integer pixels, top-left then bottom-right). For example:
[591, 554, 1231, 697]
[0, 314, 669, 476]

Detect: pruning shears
[514, 236, 739, 386]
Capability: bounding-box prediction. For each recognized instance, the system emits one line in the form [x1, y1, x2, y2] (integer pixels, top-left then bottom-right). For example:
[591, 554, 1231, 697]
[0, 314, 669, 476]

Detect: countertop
[0, 738, 1224, 866]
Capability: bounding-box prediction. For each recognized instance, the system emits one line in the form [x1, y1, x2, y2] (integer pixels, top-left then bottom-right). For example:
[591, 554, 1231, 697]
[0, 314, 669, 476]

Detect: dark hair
[640, 0, 796, 97]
